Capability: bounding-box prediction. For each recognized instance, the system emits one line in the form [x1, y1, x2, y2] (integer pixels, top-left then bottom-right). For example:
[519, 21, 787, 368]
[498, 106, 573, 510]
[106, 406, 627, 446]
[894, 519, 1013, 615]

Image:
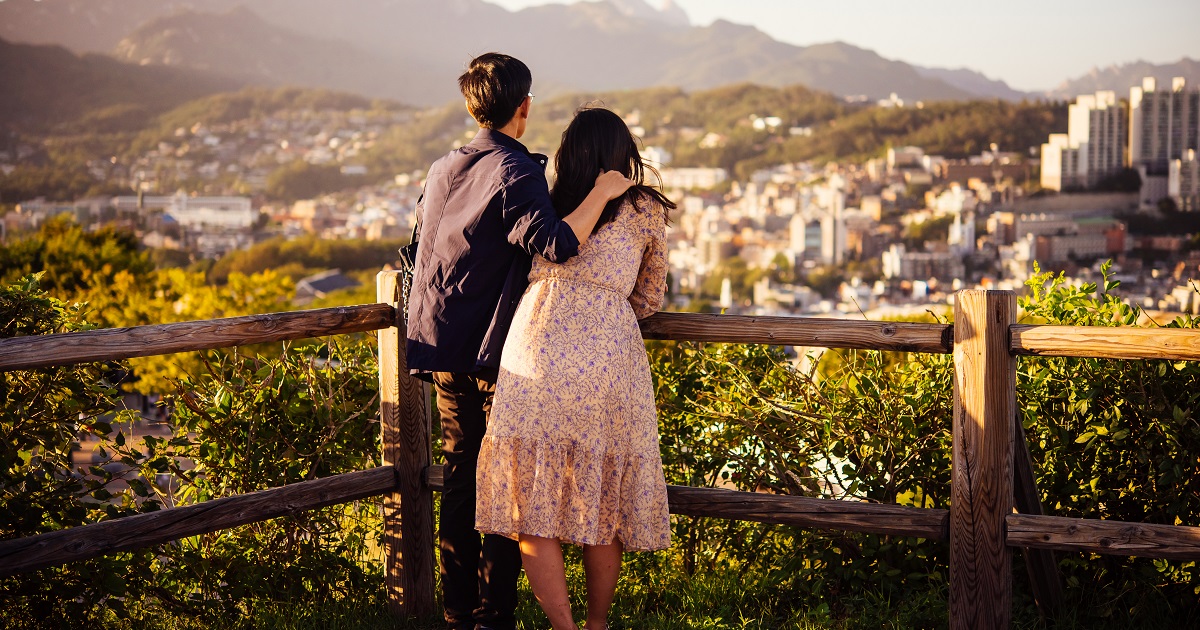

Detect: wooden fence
[1, 271, 1198, 629]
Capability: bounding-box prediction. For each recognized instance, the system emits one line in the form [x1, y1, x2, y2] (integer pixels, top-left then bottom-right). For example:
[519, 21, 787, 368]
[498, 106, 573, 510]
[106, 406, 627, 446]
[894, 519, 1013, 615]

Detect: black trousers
[432, 369, 522, 630]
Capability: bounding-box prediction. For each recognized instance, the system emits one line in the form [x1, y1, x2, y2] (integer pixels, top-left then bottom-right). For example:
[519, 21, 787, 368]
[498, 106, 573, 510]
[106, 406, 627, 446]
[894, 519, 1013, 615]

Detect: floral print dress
[475, 194, 671, 551]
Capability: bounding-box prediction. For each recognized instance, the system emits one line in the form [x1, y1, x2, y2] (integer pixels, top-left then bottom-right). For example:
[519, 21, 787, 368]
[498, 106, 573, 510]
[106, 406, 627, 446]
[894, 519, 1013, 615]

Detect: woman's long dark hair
[550, 107, 676, 234]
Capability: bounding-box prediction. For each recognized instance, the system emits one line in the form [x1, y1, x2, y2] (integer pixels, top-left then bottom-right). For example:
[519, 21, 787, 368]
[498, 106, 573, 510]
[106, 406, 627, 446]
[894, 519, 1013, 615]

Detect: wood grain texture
[639, 312, 952, 354]
[376, 271, 435, 618]
[1012, 415, 1064, 617]
[1011, 324, 1200, 361]
[0, 466, 395, 577]
[426, 466, 947, 540]
[0, 304, 395, 371]
[951, 290, 1015, 630]
[1007, 514, 1200, 560]
[668, 485, 949, 539]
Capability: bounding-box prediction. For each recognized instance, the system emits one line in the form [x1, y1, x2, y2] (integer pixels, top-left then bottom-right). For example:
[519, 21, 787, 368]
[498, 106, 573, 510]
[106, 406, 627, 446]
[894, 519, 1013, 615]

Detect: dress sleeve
[628, 198, 668, 320]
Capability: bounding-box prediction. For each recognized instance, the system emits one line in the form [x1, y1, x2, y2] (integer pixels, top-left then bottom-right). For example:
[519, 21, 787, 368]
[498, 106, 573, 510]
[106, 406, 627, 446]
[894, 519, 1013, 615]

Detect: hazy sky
[487, 0, 1200, 92]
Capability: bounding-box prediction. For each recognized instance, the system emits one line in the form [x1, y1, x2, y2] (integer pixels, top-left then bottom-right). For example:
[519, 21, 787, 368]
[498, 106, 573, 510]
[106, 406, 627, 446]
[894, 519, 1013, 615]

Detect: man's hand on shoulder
[594, 170, 634, 201]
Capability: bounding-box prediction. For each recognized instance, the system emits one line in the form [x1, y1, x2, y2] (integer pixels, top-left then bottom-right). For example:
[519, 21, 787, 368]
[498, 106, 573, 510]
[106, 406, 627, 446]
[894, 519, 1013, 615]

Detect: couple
[405, 52, 674, 630]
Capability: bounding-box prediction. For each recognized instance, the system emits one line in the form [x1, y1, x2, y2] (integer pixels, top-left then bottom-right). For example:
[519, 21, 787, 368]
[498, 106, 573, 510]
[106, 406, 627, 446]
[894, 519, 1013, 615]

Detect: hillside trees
[205, 234, 408, 284]
[736, 99, 1065, 177]
[126, 86, 404, 157]
[264, 161, 367, 203]
[0, 219, 295, 391]
[358, 84, 1062, 182]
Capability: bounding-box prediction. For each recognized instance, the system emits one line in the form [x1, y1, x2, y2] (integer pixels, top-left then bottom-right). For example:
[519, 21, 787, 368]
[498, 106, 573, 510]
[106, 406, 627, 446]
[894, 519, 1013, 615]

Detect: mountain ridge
[1, 0, 1190, 105]
[913, 65, 1030, 101]
[1047, 58, 1200, 98]
[0, 0, 981, 105]
[111, 7, 443, 103]
[0, 36, 239, 132]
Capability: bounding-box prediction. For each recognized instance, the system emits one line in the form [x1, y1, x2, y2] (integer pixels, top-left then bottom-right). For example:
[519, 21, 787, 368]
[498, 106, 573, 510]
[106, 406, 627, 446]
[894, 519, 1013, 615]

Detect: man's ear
[519, 96, 532, 119]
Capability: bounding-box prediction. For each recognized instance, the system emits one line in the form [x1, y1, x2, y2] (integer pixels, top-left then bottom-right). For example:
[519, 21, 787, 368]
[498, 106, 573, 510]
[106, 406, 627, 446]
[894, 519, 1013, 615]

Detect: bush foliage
[642, 263, 1199, 625]
[0, 276, 160, 626]
[1, 263, 1198, 627]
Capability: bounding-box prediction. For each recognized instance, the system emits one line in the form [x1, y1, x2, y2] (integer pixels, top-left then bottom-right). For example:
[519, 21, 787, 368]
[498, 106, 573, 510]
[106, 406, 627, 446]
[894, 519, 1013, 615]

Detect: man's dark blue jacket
[405, 128, 581, 379]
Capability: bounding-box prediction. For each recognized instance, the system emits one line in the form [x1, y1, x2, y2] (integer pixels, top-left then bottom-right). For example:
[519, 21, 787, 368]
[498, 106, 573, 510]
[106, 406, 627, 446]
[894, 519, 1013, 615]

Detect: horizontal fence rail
[424, 465, 949, 540]
[0, 304, 396, 371]
[1010, 324, 1200, 362]
[9, 307, 1200, 373]
[1006, 514, 1200, 560]
[640, 312, 953, 354]
[0, 466, 396, 577]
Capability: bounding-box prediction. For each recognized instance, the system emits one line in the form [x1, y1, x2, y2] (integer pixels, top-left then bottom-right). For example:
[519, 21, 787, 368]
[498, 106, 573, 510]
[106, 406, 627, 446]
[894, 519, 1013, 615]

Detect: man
[405, 52, 632, 630]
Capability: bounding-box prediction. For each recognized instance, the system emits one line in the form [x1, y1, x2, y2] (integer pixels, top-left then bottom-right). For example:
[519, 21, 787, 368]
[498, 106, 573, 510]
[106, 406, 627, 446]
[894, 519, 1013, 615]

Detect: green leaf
[101, 572, 126, 596]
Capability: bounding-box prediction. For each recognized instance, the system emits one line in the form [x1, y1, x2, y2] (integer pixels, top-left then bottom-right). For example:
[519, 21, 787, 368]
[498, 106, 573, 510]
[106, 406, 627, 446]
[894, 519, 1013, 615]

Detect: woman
[475, 107, 675, 630]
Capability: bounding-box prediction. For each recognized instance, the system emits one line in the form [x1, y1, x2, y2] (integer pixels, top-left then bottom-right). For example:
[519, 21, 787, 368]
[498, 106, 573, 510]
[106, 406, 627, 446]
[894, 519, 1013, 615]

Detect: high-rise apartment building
[1040, 91, 1126, 190]
[1130, 77, 1200, 176]
[1170, 149, 1200, 211]
[1077, 92, 1127, 184]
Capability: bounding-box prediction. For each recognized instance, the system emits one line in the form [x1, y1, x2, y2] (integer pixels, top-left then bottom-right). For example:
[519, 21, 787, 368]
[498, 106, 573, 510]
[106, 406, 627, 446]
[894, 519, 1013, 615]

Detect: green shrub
[3, 261, 1198, 626]
[649, 339, 953, 611]
[148, 338, 386, 616]
[1017, 264, 1200, 619]
[645, 262, 1199, 624]
[0, 275, 162, 627]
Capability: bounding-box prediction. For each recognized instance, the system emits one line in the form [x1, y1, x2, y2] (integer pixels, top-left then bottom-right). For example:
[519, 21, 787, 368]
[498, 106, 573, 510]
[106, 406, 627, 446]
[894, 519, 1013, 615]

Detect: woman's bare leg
[518, 534, 576, 629]
[581, 540, 623, 630]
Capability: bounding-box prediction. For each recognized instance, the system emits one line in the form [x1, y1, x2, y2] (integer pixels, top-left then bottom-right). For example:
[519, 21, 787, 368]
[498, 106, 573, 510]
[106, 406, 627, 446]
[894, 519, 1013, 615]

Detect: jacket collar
[471, 128, 548, 169]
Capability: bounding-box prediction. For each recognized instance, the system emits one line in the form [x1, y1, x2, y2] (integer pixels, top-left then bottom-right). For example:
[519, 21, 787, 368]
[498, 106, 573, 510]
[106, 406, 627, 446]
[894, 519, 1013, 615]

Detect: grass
[98, 556, 1195, 630]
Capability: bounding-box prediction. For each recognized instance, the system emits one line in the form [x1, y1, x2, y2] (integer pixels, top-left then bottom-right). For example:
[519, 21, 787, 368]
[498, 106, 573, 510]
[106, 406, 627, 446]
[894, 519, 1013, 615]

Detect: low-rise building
[659, 167, 728, 190]
[882, 244, 965, 282]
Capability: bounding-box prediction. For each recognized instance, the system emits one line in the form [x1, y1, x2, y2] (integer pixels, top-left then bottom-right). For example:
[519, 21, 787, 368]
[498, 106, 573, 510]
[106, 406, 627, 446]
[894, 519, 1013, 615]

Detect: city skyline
[488, 0, 1200, 93]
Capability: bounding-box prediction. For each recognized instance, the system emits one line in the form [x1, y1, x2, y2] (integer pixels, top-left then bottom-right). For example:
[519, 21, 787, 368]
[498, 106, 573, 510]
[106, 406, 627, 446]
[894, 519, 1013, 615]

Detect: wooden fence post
[951, 290, 1015, 629]
[377, 271, 435, 618]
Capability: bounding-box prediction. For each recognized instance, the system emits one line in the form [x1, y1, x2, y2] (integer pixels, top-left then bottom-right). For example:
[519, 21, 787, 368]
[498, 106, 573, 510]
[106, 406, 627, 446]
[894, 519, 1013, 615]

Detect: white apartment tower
[1076, 92, 1127, 184]
[1129, 77, 1200, 176]
[1040, 91, 1126, 190]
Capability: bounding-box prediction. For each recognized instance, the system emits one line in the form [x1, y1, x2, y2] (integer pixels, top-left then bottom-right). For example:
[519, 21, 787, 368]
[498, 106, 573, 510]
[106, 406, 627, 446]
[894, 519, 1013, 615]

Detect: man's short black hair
[458, 53, 532, 129]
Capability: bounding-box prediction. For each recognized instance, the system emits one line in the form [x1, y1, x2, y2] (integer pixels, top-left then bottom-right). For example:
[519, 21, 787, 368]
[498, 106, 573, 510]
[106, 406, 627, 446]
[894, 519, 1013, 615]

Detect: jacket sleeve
[502, 171, 580, 263]
[628, 199, 668, 320]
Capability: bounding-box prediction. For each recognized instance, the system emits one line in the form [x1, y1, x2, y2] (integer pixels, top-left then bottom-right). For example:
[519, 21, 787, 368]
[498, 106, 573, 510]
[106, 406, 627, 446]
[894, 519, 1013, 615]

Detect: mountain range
[0, 37, 238, 132]
[1047, 58, 1200, 99]
[0, 0, 1196, 107]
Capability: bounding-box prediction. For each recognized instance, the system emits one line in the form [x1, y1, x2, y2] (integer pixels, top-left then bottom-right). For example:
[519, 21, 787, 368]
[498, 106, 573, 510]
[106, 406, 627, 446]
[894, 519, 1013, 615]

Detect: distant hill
[914, 66, 1031, 102]
[0, 0, 186, 53]
[1048, 58, 1200, 99]
[0, 37, 238, 132]
[112, 7, 440, 102]
[358, 82, 1064, 182]
[0, 0, 981, 106]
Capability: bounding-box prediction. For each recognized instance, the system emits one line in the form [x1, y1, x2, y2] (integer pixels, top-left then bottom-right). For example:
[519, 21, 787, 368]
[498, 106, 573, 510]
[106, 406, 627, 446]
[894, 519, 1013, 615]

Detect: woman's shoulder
[622, 190, 663, 218]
